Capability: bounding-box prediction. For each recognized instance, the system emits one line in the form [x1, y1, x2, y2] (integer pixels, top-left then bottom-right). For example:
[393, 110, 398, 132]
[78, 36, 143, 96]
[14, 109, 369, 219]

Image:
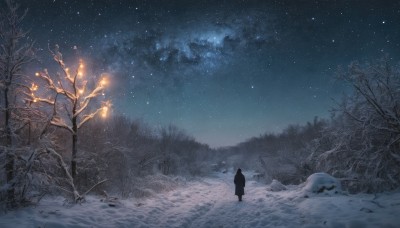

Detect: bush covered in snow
[303, 173, 341, 194]
[266, 179, 287, 192]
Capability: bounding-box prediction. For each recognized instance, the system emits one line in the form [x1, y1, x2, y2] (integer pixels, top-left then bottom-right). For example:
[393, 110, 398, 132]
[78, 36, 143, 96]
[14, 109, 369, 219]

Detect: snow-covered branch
[45, 147, 82, 202]
[50, 116, 74, 134]
[77, 106, 103, 129]
[74, 84, 105, 118]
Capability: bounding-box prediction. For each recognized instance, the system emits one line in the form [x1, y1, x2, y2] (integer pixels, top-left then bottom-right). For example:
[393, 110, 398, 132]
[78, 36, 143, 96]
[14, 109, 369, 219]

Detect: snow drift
[303, 172, 341, 194]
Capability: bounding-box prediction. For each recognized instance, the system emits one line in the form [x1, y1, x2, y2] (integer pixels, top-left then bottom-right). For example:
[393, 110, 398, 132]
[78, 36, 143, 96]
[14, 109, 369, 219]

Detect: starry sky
[17, 0, 400, 147]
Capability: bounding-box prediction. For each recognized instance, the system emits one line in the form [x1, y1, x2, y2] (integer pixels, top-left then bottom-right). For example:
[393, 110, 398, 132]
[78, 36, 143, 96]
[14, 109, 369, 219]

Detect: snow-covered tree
[312, 58, 400, 192]
[0, 0, 34, 207]
[32, 45, 111, 184]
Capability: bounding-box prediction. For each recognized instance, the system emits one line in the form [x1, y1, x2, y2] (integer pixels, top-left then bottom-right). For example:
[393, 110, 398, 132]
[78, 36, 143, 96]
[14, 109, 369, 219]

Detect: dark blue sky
[19, 0, 400, 147]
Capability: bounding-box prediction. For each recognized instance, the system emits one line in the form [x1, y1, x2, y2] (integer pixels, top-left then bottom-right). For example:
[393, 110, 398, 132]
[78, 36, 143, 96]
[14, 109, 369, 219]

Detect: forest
[1, 0, 400, 217]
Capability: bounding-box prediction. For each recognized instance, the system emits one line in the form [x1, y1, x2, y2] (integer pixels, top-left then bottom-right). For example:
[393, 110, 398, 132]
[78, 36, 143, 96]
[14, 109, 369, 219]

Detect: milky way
[17, 0, 400, 147]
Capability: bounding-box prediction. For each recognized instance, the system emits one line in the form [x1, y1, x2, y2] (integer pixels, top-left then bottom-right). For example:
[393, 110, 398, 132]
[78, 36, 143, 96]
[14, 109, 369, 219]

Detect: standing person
[234, 168, 246, 201]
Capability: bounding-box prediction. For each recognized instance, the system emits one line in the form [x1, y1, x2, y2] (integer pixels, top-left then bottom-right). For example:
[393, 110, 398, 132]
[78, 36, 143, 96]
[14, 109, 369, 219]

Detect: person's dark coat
[234, 169, 245, 196]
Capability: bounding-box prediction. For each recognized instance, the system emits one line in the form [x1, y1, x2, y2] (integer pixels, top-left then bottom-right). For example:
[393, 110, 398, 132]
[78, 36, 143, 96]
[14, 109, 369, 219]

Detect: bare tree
[0, 0, 34, 207]
[31, 45, 111, 184]
[159, 125, 190, 175]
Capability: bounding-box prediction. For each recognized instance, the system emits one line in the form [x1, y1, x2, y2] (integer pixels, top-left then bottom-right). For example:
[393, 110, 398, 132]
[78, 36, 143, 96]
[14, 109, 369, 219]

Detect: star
[18, 0, 400, 148]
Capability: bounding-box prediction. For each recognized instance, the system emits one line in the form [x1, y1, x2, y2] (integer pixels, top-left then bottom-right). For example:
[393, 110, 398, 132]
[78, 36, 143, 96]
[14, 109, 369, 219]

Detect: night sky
[17, 0, 400, 147]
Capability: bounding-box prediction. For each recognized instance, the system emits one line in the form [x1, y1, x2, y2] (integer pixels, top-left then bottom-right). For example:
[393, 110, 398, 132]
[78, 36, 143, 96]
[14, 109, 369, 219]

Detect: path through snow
[1, 171, 400, 227]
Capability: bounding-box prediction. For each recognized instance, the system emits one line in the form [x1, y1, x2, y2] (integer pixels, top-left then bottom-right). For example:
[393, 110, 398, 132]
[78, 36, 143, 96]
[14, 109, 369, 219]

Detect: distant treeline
[218, 58, 400, 193]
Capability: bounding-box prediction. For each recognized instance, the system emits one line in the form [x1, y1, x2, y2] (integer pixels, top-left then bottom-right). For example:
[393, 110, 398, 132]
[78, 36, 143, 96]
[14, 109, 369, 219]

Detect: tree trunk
[71, 116, 78, 180]
[4, 86, 15, 206]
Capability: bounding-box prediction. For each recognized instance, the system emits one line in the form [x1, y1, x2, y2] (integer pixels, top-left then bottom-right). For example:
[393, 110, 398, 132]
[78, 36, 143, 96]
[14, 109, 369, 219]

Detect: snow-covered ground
[1, 171, 400, 228]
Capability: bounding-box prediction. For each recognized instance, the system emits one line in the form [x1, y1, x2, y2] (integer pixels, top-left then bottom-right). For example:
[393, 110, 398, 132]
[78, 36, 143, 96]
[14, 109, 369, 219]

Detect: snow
[266, 179, 287, 192]
[1, 171, 400, 227]
[303, 172, 341, 194]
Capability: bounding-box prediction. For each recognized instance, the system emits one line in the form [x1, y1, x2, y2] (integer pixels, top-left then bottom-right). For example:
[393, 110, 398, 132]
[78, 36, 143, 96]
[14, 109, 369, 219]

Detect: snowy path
[1, 172, 400, 227]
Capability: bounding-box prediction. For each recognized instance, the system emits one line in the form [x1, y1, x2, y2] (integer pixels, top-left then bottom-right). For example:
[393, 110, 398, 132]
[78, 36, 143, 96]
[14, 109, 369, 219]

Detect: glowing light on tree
[30, 45, 112, 179]
[100, 77, 108, 87]
[101, 101, 111, 118]
[31, 83, 38, 91]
